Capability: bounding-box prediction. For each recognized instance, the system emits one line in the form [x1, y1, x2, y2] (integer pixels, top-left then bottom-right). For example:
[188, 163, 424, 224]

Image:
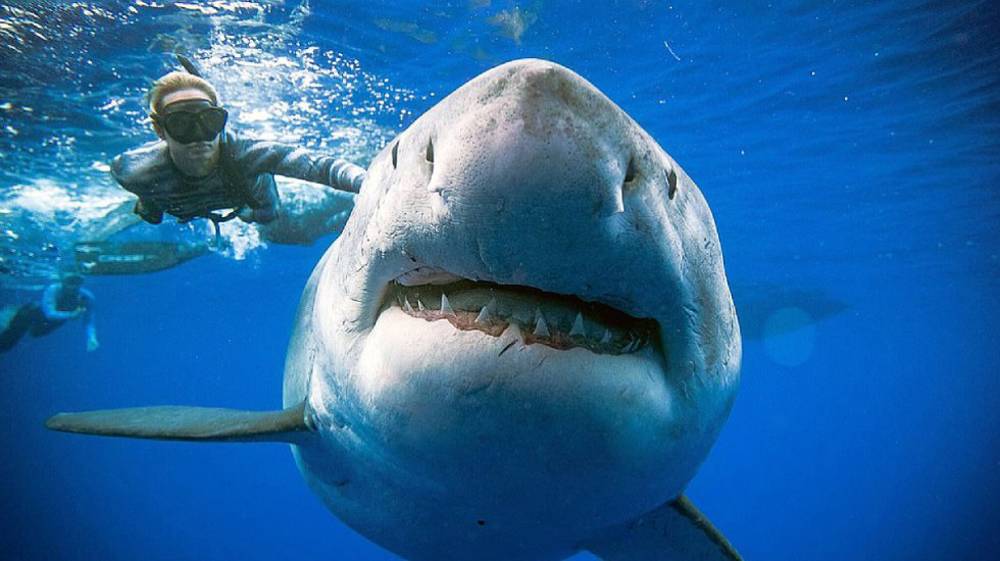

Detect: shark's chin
[344, 304, 695, 494]
[299, 304, 710, 558]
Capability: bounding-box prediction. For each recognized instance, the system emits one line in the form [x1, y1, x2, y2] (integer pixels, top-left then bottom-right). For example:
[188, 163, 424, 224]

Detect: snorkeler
[0, 274, 98, 353]
[110, 62, 365, 230]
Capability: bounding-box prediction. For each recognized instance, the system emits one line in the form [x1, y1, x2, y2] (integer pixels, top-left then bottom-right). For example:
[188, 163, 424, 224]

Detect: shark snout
[428, 69, 641, 221]
[356, 59, 718, 350]
[432, 130, 626, 218]
[363, 61, 682, 325]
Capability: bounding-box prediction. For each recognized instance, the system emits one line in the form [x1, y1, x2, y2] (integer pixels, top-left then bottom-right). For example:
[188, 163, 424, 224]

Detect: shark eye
[623, 156, 637, 185]
[425, 139, 434, 164]
[667, 169, 678, 200]
[391, 141, 399, 169]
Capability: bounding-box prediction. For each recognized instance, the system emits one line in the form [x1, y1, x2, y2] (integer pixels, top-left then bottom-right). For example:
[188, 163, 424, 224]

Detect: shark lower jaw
[377, 274, 662, 358]
[316, 271, 689, 534]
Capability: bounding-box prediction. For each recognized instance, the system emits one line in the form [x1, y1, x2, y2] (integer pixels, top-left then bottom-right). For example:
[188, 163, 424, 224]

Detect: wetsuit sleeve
[41, 285, 77, 321]
[110, 154, 164, 224]
[239, 141, 366, 194]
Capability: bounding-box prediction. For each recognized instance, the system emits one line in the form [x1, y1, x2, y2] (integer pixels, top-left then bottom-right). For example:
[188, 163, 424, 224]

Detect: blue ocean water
[1, 1, 998, 559]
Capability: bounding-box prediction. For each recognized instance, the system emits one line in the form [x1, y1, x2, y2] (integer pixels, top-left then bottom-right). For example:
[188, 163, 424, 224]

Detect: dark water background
[1, 1, 998, 559]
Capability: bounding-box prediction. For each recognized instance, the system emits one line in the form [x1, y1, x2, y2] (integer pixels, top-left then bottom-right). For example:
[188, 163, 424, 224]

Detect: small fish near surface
[47, 59, 743, 561]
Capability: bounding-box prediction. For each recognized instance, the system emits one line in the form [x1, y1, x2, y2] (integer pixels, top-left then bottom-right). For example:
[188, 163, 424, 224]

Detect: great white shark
[47, 59, 743, 561]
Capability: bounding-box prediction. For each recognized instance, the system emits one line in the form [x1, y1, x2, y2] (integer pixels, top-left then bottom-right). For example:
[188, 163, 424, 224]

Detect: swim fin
[584, 495, 742, 561]
[74, 240, 208, 275]
[46, 401, 315, 444]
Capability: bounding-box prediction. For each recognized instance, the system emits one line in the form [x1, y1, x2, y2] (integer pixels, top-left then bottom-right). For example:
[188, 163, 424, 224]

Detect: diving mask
[153, 99, 228, 144]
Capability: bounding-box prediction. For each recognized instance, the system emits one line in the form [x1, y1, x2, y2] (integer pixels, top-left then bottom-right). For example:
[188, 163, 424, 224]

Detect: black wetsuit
[110, 130, 364, 224]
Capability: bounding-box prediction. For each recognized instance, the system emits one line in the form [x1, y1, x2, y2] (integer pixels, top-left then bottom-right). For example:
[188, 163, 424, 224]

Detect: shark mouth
[381, 274, 658, 356]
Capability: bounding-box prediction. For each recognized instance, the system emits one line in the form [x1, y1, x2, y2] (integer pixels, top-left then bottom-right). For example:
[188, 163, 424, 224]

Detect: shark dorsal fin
[46, 401, 315, 444]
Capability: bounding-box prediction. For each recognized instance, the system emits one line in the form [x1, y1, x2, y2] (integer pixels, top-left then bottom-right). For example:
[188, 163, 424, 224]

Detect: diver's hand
[134, 199, 164, 224]
[86, 333, 99, 352]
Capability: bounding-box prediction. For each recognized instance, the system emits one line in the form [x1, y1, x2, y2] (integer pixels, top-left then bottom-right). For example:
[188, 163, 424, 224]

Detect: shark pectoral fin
[45, 401, 316, 444]
[585, 495, 742, 561]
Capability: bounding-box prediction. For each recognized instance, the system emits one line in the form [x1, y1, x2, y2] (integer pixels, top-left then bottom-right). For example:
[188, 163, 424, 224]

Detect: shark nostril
[391, 141, 399, 169]
[667, 169, 678, 200]
[623, 156, 637, 185]
[425, 139, 442, 193]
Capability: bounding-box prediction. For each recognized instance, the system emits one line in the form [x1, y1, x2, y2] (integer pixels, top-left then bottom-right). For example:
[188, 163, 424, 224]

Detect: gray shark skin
[48, 59, 742, 561]
[286, 57, 741, 560]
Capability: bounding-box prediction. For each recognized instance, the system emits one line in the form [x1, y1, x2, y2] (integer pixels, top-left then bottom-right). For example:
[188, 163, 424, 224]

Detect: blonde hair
[147, 71, 220, 114]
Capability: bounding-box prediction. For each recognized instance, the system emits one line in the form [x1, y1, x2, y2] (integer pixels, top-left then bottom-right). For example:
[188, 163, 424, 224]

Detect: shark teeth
[569, 313, 586, 337]
[533, 308, 550, 337]
[388, 280, 656, 356]
[505, 322, 523, 340]
[440, 293, 453, 315]
[622, 337, 636, 353]
[475, 297, 497, 324]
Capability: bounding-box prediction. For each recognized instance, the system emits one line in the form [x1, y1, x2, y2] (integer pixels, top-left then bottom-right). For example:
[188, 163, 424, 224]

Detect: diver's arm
[110, 154, 165, 224]
[80, 289, 99, 351]
[327, 158, 366, 193]
[241, 141, 366, 193]
[40, 285, 79, 321]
